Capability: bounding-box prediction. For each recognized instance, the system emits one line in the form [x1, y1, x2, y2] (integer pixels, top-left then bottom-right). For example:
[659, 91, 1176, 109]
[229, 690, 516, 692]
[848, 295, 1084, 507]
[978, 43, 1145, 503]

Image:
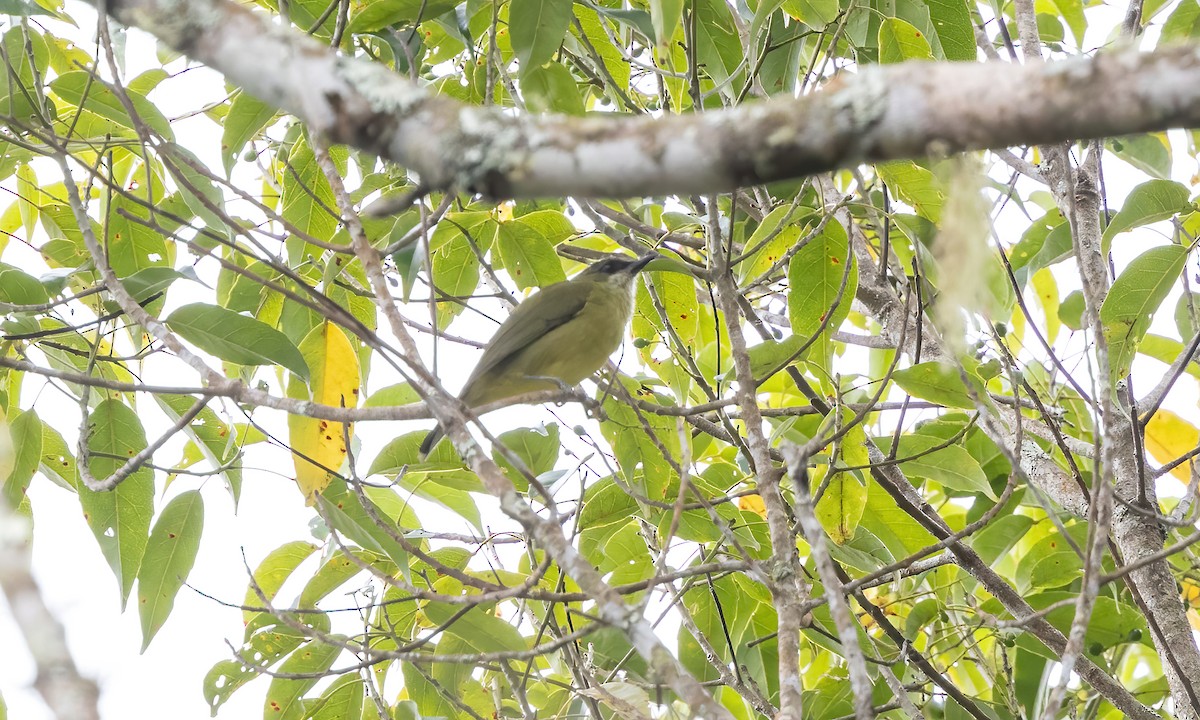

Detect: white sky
[2, 1, 1199, 719]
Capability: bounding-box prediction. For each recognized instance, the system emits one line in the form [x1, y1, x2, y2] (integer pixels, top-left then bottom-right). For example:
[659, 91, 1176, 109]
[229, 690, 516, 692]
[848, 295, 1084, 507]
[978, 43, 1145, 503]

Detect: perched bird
[419, 253, 656, 457]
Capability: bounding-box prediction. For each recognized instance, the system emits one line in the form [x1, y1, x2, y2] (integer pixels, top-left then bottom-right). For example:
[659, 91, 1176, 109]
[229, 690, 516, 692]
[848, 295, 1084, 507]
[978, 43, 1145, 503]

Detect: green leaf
[0, 27, 47, 125]
[1031, 268, 1061, 345]
[758, 12, 805, 96]
[78, 399, 154, 607]
[651, 0, 685, 47]
[3, 410, 40, 507]
[1011, 219, 1073, 278]
[0, 424, 15, 504]
[102, 267, 188, 314]
[0, 0, 55, 16]
[646, 268, 701, 346]
[693, 0, 744, 88]
[166, 303, 310, 379]
[243, 541, 319, 633]
[495, 220, 567, 290]
[923, 0, 975, 60]
[570, 8, 630, 96]
[280, 138, 339, 254]
[297, 548, 385, 607]
[1140, 333, 1200, 380]
[878, 161, 944, 221]
[738, 205, 809, 282]
[1049, 0, 1086, 44]
[155, 394, 242, 507]
[1016, 526, 1087, 593]
[814, 470, 867, 545]
[1176, 291, 1199, 338]
[1102, 179, 1192, 248]
[863, 482, 938, 557]
[317, 482, 412, 571]
[515, 209, 576, 244]
[204, 624, 313, 714]
[1059, 290, 1085, 331]
[600, 381, 683, 500]
[50, 71, 174, 139]
[402, 661, 460, 718]
[519, 62, 585, 115]
[1108, 134, 1173, 180]
[511, 0, 574, 71]
[878, 17, 935, 62]
[16, 162, 38, 241]
[424, 594, 528, 653]
[891, 360, 985, 409]
[348, 0, 461, 31]
[884, 432, 994, 498]
[308, 675, 364, 720]
[589, 5, 656, 42]
[221, 92, 276, 175]
[38, 422, 76, 491]
[137, 490, 204, 651]
[1161, 0, 1200, 40]
[579, 477, 639, 530]
[368, 431, 484, 529]
[430, 212, 491, 327]
[970, 514, 1034, 566]
[749, 0, 787, 53]
[0, 262, 50, 306]
[105, 195, 172, 278]
[263, 639, 343, 720]
[495, 424, 560, 478]
[781, 0, 839, 28]
[787, 221, 856, 372]
[1100, 244, 1188, 382]
[163, 143, 230, 246]
[364, 383, 422, 407]
[1046, 594, 1148, 652]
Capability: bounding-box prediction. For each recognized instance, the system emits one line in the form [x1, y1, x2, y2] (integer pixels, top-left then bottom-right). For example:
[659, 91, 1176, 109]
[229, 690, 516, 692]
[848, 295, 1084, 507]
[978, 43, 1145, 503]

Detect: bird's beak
[629, 254, 656, 274]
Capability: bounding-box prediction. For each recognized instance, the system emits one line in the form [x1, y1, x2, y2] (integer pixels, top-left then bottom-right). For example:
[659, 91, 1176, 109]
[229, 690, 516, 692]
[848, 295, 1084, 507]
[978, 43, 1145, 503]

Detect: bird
[419, 253, 656, 457]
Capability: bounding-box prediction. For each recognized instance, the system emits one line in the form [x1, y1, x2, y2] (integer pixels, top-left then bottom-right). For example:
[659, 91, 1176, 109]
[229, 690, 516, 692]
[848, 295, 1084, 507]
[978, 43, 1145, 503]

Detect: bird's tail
[418, 425, 444, 459]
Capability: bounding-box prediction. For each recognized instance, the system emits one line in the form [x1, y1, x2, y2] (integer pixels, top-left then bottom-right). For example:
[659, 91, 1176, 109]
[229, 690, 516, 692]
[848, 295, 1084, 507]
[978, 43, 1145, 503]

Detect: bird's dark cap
[586, 253, 656, 276]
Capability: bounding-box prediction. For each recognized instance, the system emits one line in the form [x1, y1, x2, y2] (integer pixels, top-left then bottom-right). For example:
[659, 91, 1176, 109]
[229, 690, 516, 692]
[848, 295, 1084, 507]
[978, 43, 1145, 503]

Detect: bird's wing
[463, 280, 588, 387]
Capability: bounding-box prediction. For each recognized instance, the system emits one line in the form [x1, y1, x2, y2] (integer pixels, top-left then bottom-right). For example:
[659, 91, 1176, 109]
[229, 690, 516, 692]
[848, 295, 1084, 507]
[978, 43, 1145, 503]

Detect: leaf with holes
[77, 399, 154, 608]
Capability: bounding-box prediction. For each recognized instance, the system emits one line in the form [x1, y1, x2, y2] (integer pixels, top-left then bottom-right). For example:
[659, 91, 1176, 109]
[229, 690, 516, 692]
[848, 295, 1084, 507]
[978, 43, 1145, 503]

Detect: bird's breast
[514, 283, 633, 382]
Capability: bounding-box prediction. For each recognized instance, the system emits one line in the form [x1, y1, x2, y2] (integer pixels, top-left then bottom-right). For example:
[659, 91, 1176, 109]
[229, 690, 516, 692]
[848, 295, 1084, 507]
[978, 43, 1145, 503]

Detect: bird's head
[576, 254, 656, 288]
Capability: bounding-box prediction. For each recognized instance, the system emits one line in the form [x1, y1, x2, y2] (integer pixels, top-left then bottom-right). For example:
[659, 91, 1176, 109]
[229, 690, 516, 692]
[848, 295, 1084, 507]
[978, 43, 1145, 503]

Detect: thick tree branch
[91, 0, 1200, 199]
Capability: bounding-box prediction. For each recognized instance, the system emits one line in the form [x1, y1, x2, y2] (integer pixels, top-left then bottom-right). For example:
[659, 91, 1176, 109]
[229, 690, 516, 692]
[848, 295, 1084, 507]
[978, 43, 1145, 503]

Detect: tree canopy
[1, 0, 1200, 718]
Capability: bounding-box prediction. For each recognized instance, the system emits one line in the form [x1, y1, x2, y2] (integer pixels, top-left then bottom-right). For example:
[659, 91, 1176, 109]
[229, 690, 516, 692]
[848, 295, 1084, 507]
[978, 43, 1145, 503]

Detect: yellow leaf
[1032, 268, 1061, 346]
[1182, 579, 1200, 608]
[1144, 408, 1200, 484]
[287, 321, 360, 505]
[838, 409, 869, 467]
[737, 493, 766, 518]
[0, 407, 14, 488]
